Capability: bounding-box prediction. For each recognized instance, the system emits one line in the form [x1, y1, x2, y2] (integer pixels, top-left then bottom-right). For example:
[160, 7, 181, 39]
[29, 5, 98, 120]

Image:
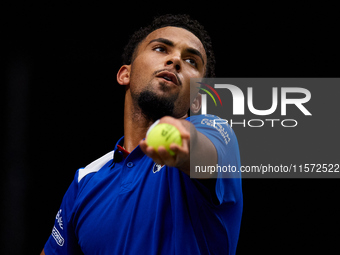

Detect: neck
[123, 91, 154, 152]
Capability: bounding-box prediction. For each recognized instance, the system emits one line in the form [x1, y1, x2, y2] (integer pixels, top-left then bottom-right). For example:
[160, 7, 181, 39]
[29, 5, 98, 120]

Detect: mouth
[156, 71, 179, 86]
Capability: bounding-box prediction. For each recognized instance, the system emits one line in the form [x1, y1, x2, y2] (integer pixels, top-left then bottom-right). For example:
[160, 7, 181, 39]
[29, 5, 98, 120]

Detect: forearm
[177, 120, 217, 178]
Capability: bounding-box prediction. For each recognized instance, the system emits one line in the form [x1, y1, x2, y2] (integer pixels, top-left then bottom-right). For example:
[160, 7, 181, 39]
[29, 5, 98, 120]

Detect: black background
[3, 2, 339, 254]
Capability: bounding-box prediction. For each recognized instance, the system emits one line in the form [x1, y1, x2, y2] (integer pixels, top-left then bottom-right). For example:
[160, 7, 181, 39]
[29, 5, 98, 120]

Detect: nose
[166, 54, 181, 72]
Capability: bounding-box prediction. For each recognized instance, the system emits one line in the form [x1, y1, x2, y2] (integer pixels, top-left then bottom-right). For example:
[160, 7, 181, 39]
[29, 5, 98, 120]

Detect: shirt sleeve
[44, 170, 83, 255]
[188, 114, 242, 205]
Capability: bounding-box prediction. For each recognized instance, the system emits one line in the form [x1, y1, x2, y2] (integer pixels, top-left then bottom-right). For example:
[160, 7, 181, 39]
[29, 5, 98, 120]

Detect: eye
[154, 46, 166, 53]
[185, 58, 197, 67]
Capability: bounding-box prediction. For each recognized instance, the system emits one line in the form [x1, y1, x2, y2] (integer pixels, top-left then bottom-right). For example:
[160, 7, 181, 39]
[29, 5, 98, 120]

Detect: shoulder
[77, 151, 114, 183]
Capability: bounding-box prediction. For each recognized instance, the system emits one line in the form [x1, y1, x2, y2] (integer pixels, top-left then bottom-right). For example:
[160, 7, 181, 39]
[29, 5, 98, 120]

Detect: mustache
[152, 69, 182, 86]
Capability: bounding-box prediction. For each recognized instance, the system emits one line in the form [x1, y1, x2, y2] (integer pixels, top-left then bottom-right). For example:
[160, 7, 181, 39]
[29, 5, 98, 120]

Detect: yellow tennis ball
[146, 123, 182, 156]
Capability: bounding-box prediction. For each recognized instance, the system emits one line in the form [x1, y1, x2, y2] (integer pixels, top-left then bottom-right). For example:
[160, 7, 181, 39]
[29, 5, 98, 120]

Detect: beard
[136, 87, 178, 122]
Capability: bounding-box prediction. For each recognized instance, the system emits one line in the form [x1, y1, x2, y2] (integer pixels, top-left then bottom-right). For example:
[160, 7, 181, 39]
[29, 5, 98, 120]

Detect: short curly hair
[122, 14, 215, 78]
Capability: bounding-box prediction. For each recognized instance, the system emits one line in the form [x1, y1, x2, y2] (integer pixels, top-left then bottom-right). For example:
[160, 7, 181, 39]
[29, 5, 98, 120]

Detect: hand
[139, 116, 191, 170]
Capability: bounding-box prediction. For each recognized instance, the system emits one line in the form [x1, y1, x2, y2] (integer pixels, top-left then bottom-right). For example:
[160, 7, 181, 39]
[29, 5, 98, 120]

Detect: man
[41, 14, 242, 254]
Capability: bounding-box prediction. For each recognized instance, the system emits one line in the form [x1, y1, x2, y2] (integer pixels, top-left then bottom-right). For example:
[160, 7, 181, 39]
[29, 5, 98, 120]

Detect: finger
[157, 146, 177, 166]
[140, 140, 163, 163]
[139, 140, 148, 154]
[147, 147, 164, 165]
[157, 146, 172, 160]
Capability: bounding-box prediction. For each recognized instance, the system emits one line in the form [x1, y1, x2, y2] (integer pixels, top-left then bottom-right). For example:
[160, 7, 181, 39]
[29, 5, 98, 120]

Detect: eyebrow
[148, 37, 205, 65]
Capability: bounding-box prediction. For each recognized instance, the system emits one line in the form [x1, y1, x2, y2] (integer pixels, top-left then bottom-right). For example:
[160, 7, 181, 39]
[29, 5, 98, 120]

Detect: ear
[190, 93, 202, 114]
[117, 65, 131, 85]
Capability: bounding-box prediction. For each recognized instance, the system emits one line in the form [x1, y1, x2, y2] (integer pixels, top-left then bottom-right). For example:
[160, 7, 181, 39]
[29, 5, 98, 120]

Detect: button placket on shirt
[119, 146, 145, 194]
[126, 162, 134, 168]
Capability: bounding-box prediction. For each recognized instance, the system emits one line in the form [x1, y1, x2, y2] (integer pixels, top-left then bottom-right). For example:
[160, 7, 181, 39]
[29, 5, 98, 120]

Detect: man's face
[128, 26, 207, 120]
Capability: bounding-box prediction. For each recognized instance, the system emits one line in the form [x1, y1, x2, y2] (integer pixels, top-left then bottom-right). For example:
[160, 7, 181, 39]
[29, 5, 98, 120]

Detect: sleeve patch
[52, 226, 65, 246]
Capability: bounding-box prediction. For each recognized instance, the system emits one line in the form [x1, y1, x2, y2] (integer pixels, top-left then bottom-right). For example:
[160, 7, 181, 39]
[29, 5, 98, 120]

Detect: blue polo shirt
[44, 114, 243, 254]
